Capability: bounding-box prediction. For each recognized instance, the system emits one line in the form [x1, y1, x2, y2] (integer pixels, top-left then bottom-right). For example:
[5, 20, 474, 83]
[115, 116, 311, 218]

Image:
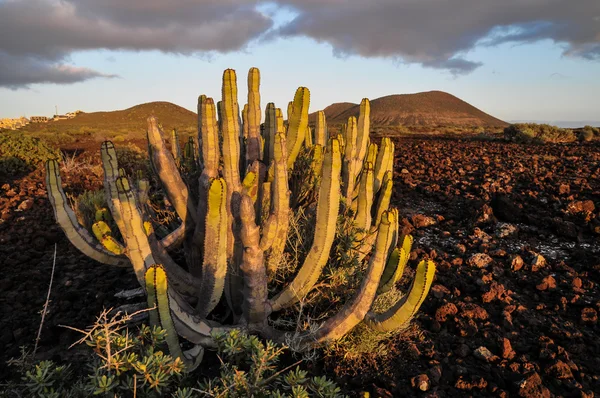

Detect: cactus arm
[374, 138, 393, 193]
[354, 162, 374, 236]
[147, 117, 198, 225]
[263, 102, 276, 166]
[239, 195, 269, 327]
[242, 103, 249, 139]
[342, 117, 358, 203]
[45, 159, 129, 267]
[171, 128, 182, 165]
[246, 67, 262, 165]
[92, 221, 126, 255]
[198, 96, 220, 179]
[146, 265, 204, 371]
[315, 110, 328, 147]
[356, 98, 370, 165]
[312, 211, 394, 343]
[365, 260, 436, 332]
[158, 223, 185, 250]
[269, 138, 341, 311]
[221, 69, 243, 194]
[260, 133, 290, 276]
[115, 177, 159, 286]
[377, 234, 412, 294]
[259, 132, 289, 250]
[196, 178, 228, 318]
[365, 142, 378, 165]
[286, 87, 310, 169]
[221, 70, 245, 315]
[305, 125, 313, 147]
[145, 266, 160, 327]
[373, 171, 393, 227]
[100, 141, 126, 233]
[376, 248, 402, 295]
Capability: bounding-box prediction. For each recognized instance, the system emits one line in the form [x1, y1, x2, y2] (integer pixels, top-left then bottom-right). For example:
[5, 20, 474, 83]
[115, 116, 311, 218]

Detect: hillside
[311, 91, 507, 128]
[23, 102, 197, 134]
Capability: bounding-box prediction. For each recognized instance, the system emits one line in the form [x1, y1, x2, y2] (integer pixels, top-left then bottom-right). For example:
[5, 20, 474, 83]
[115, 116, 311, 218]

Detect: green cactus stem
[269, 138, 341, 311]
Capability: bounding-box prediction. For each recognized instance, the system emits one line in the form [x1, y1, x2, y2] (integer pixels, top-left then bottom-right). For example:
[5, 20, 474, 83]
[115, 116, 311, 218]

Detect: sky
[0, 0, 599, 124]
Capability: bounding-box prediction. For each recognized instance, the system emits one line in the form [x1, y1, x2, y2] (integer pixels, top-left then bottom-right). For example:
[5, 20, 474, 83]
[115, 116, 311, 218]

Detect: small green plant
[6, 312, 346, 398]
[197, 330, 346, 397]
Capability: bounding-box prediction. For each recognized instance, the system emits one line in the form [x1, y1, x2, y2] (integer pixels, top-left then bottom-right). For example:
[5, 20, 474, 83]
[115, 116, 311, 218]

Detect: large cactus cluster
[45, 68, 436, 369]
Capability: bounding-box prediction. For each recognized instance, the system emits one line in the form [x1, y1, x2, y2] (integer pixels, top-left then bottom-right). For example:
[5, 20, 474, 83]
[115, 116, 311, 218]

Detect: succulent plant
[45, 67, 436, 370]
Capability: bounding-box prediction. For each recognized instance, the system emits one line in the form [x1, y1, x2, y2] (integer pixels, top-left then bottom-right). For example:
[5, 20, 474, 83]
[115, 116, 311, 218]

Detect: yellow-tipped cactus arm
[286, 87, 310, 169]
[377, 234, 412, 294]
[145, 266, 160, 327]
[269, 138, 341, 311]
[246, 67, 262, 165]
[92, 221, 125, 255]
[115, 177, 158, 286]
[240, 195, 269, 326]
[146, 265, 203, 371]
[313, 211, 394, 343]
[45, 159, 128, 267]
[373, 171, 393, 227]
[354, 162, 374, 235]
[196, 178, 228, 318]
[365, 259, 436, 332]
[315, 110, 328, 147]
[374, 138, 393, 193]
[147, 117, 197, 225]
[198, 96, 219, 179]
[356, 98, 371, 165]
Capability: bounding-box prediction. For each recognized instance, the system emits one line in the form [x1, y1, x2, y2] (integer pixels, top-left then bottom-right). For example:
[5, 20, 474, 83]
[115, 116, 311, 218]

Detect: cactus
[45, 67, 436, 369]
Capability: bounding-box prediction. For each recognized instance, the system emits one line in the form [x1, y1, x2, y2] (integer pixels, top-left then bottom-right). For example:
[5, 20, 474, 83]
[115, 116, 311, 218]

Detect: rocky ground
[0, 136, 598, 397]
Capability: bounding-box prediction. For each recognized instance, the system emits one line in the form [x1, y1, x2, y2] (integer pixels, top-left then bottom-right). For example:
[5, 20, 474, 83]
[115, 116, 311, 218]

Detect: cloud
[272, 0, 600, 74]
[0, 52, 118, 89]
[1, 0, 599, 87]
[0, 0, 271, 88]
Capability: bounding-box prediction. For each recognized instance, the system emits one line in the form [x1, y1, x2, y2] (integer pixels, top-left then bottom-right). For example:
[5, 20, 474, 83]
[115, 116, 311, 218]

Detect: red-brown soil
[1, 136, 599, 397]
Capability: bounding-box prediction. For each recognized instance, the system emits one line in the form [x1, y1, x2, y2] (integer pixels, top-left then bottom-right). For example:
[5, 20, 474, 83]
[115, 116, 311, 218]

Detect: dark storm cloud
[1, 0, 599, 88]
[0, 51, 118, 89]
[0, 0, 271, 88]
[273, 0, 600, 74]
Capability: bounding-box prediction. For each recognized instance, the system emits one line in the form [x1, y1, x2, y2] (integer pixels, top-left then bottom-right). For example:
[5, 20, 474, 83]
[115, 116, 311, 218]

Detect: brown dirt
[1, 136, 599, 397]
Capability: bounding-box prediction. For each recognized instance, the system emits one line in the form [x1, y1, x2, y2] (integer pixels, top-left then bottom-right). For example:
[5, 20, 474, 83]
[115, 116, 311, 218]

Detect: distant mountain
[24, 102, 197, 133]
[311, 91, 507, 128]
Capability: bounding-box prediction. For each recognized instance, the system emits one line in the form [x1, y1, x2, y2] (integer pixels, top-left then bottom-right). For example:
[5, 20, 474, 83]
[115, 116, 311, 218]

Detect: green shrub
[6, 310, 346, 398]
[0, 133, 60, 174]
[576, 125, 598, 142]
[503, 123, 576, 143]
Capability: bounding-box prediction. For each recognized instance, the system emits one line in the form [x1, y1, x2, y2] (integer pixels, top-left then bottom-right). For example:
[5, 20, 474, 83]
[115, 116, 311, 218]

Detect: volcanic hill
[311, 91, 507, 128]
